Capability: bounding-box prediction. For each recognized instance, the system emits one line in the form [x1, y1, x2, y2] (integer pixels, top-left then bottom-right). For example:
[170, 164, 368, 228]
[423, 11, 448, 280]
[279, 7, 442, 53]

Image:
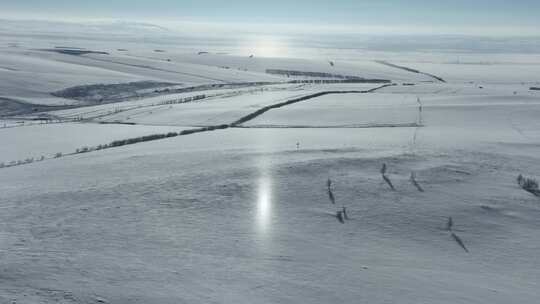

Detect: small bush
[517, 174, 539, 196]
[380, 163, 387, 175]
[76, 146, 90, 153]
[523, 178, 539, 191]
[446, 217, 453, 231]
[54, 152, 62, 158]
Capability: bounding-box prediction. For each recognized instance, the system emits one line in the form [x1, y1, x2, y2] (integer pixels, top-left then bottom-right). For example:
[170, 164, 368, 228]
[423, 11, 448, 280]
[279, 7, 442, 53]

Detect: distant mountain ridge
[0, 19, 172, 36]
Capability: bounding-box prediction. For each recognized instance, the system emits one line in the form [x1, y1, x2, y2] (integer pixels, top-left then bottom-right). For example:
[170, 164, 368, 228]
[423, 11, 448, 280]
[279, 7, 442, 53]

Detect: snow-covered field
[0, 123, 186, 163]
[243, 93, 421, 128]
[93, 90, 311, 126]
[1, 20, 540, 304]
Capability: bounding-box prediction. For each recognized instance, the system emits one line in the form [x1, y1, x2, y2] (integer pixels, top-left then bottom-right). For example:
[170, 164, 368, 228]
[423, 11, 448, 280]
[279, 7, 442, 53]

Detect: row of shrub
[105, 124, 230, 149]
[159, 94, 207, 106]
[0, 155, 46, 169]
[109, 132, 179, 148]
[1, 124, 233, 170]
[288, 79, 391, 84]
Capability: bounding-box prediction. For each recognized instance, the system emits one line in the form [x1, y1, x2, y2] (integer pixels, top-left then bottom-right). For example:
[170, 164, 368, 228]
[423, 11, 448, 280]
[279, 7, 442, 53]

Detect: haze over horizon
[1, 0, 540, 36]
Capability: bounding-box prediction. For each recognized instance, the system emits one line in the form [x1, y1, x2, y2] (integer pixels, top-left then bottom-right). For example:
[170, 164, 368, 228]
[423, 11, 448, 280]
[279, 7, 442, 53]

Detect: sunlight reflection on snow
[241, 36, 289, 58]
[256, 174, 272, 235]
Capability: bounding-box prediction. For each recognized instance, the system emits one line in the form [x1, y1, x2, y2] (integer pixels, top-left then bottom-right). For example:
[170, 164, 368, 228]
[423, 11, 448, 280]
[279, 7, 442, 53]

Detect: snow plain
[1, 20, 540, 304]
[0, 123, 186, 162]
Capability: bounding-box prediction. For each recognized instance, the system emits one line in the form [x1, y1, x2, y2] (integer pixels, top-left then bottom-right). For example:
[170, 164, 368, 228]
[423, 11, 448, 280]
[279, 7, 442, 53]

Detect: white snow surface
[0, 123, 185, 162]
[1, 23, 540, 304]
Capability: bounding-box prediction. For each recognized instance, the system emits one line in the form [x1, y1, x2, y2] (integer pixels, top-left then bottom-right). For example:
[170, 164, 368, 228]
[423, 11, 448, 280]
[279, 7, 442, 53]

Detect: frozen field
[2, 125, 540, 303]
[243, 93, 421, 128]
[0, 123, 185, 163]
[1, 21, 540, 304]
[94, 90, 312, 127]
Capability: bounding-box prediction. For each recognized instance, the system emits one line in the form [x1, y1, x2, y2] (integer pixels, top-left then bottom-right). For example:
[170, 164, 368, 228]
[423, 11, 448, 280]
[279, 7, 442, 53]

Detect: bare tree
[451, 233, 469, 253]
[410, 172, 424, 192]
[446, 217, 453, 231]
[328, 187, 336, 205]
[381, 163, 395, 191]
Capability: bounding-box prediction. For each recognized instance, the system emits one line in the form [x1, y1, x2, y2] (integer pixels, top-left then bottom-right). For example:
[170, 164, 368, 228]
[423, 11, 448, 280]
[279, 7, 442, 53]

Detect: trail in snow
[230, 84, 395, 126]
[375, 60, 446, 83]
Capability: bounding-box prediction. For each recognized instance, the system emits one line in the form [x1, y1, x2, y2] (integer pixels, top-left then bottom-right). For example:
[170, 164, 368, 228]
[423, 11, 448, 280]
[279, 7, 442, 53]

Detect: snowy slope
[0, 123, 185, 163]
[244, 93, 420, 127]
[1, 19, 540, 304]
[1, 123, 540, 303]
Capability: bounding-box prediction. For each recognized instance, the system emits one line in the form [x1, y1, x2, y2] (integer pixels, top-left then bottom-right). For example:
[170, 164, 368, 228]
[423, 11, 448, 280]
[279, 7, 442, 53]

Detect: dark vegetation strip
[266, 69, 390, 82]
[375, 60, 446, 83]
[51, 78, 391, 106]
[0, 97, 77, 118]
[53, 81, 276, 103]
[107, 125, 230, 148]
[38, 49, 110, 56]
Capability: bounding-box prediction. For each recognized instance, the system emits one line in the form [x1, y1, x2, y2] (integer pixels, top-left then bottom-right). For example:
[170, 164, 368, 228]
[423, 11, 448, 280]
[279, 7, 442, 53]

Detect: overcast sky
[1, 0, 539, 35]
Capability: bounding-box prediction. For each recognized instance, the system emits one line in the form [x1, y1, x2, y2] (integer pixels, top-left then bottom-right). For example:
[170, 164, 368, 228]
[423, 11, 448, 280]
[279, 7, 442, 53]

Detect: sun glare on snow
[243, 36, 289, 58]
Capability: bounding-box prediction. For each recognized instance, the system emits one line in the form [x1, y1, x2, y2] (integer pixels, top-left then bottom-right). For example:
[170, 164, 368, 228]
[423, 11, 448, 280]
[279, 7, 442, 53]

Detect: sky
[1, 0, 539, 35]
